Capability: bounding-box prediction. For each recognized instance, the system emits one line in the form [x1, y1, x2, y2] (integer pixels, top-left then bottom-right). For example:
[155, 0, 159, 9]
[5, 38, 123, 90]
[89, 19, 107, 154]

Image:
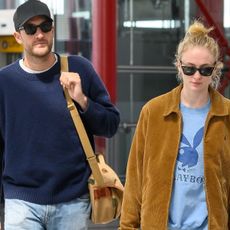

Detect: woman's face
[179, 46, 215, 94]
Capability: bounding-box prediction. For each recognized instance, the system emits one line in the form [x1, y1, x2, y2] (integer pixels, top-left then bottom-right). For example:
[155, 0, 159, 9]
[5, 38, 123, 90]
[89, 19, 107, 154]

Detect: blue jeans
[4, 195, 91, 230]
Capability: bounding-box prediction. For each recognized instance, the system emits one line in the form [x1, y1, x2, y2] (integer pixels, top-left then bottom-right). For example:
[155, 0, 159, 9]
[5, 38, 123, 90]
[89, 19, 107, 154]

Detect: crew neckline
[19, 53, 58, 74]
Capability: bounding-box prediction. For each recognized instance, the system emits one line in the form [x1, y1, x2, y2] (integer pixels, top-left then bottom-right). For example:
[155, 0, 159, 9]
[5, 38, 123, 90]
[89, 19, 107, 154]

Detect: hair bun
[186, 21, 213, 37]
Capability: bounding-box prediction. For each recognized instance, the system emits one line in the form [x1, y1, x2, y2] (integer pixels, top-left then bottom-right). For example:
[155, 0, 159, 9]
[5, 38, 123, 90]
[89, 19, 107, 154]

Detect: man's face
[14, 16, 54, 58]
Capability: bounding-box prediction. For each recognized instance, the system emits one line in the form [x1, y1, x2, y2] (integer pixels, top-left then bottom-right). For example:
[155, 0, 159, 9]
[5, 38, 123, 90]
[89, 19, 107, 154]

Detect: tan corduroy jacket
[119, 85, 230, 230]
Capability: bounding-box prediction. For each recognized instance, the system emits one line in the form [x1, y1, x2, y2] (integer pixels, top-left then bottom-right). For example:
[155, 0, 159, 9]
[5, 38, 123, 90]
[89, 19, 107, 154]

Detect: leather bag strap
[60, 56, 104, 186]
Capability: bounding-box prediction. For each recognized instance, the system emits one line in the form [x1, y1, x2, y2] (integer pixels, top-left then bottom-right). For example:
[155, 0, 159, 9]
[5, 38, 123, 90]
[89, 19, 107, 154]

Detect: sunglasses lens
[199, 67, 214, 76]
[40, 21, 53, 33]
[24, 24, 37, 35]
[181, 66, 196, 76]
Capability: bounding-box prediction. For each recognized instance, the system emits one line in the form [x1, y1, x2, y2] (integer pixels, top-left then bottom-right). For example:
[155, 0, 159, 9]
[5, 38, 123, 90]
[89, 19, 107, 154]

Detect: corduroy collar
[163, 84, 229, 117]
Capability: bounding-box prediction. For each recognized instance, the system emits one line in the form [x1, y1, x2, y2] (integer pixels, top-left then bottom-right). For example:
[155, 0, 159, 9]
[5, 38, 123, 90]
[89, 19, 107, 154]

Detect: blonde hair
[175, 20, 223, 89]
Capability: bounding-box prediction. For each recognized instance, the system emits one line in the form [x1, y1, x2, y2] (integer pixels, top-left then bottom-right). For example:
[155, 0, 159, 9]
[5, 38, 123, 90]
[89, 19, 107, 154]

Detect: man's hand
[60, 72, 88, 111]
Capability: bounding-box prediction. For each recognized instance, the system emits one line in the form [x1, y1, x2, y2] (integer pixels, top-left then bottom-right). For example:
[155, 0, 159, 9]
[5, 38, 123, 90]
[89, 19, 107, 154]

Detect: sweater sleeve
[68, 55, 120, 138]
[0, 133, 3, 203]
[119, 106, 148, 229]
[0, 83, 4, 202]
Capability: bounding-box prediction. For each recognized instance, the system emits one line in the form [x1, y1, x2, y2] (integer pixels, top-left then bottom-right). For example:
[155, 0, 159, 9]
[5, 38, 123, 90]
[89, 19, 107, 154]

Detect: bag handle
[60, 56, 105, 187]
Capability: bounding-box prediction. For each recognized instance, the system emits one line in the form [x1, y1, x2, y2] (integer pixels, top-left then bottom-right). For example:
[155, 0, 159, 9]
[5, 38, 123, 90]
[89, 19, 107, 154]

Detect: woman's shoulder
[143, 86, 180, 112]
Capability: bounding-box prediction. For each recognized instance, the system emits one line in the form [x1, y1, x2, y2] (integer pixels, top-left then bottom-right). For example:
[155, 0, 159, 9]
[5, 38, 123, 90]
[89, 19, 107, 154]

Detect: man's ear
[13, 31, 23, 45]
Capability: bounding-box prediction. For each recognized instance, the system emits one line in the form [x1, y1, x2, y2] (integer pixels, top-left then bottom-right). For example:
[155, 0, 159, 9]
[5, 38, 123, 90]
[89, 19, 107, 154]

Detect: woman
[119, 20, 230, 230]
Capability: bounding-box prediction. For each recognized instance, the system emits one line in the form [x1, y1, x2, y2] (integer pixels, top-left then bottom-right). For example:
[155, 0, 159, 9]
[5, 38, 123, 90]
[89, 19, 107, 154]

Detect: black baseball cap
[13, 0, 53, 30]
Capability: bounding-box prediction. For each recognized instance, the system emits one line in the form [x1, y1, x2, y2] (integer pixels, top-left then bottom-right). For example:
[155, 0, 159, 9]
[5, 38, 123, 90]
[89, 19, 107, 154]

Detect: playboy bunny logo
[177, 127, 204, 169]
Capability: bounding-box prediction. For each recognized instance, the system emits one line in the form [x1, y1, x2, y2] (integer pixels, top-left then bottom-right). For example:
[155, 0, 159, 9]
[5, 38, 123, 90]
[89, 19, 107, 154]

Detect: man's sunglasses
[180, 61, 215, 77]
[18, 21, 53, 35]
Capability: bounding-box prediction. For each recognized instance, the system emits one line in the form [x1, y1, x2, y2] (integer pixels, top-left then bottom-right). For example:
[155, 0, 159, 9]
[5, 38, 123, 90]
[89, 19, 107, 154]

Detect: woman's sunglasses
[180, 61, 215, 77]
[18, 21, 53, 35]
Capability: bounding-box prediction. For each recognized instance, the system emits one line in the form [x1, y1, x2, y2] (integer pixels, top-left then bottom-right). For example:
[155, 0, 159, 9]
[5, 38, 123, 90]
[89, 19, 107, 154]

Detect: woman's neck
[180, 89, 210, 108]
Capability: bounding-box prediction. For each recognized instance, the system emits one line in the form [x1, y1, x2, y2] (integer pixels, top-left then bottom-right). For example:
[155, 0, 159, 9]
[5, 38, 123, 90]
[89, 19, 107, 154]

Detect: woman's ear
[176, 60, 180, 69]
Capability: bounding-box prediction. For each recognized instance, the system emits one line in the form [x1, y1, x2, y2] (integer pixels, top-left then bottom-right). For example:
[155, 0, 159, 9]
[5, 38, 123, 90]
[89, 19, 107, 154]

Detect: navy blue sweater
[0, 54, 120, 204]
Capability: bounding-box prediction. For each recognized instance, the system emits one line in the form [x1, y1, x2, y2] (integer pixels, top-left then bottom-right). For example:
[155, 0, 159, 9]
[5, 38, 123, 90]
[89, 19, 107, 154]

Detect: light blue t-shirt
[168, 100, 210, 230]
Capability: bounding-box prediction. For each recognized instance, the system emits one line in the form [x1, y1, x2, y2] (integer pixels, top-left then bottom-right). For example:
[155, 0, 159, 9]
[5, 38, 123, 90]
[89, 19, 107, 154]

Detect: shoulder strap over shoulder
[60, 55, 105, 186]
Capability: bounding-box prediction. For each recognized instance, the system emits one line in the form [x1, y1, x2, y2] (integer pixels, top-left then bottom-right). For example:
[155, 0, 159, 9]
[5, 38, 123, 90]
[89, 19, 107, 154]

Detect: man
[0, 0, 120, 229]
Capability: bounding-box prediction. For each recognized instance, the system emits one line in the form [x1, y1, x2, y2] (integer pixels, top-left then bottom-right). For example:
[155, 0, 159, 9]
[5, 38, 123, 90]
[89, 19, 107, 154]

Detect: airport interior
[0, 0, 230, 229]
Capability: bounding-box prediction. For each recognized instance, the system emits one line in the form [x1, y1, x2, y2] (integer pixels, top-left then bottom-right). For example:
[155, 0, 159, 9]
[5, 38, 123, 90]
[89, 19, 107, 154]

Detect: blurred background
[0, 0, 229, 228]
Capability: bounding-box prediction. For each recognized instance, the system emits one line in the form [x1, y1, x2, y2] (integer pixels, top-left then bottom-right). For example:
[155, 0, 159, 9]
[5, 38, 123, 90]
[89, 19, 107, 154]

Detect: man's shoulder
[68, 55, 92, 66]
[0, 61, 17, 70]
[0, 61, 18, 77]
[62, 55, 95, 75]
